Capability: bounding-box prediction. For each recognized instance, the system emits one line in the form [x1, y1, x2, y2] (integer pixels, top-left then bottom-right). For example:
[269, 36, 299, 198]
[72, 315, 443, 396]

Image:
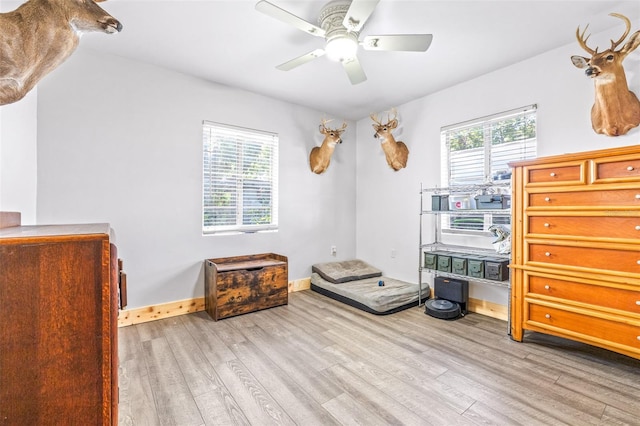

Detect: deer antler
[609, 13, 631, 51]
[370, 113, 382, 126]
[388, 107, 398, 122]
[320, 118, 333, 131]
[320, 118, 347, 133]
[576, 24, 596, 55]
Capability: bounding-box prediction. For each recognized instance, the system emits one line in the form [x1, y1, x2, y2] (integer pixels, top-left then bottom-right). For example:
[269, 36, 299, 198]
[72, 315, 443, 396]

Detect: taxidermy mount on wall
[571, 13, 640, 136]
[371, 108, 409, 171]
[0, 0, 122, 106]
[309, 119, 347, 174]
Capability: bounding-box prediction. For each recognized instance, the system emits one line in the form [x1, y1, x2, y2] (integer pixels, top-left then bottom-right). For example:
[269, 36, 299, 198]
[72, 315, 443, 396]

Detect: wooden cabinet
[205, 253, 288, 320]
[510, 145, 640, 359]
[0, 223, 119, 425]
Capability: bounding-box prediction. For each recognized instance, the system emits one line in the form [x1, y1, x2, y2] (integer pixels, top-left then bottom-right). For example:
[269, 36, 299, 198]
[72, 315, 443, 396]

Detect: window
[202, 121, 278, 234]
[440, 105, 537, 232]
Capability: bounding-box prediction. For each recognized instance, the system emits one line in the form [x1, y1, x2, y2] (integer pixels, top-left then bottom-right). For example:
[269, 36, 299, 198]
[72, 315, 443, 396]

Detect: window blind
[442, 105, 537, 186]
[202, 121, 279, 234]
[440, 105, 537, 233]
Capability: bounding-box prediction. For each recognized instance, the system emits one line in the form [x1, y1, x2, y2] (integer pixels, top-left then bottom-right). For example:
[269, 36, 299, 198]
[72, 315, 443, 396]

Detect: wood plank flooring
[118, 290, 640, 425]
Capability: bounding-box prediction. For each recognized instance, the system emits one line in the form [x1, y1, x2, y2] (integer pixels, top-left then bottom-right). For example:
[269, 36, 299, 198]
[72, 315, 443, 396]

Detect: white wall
[30, 16, 640, 311]
[36, 49, 357, 309]
[0, 89, 38, 225]
[355, 24, 640, 306]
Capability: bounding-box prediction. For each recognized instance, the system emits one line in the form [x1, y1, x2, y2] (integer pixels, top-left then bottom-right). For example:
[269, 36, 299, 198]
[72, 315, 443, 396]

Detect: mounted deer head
[571, 13, 640, 136]
[0, 0, 122, 106]
[371, 108, 409, 171]
[309, 119, 347, 174]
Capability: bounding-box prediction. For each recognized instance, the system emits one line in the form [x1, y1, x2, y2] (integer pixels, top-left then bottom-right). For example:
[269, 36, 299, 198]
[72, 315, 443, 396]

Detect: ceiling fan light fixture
[256, 0, 432, 85]
[325, 35, 358, 62]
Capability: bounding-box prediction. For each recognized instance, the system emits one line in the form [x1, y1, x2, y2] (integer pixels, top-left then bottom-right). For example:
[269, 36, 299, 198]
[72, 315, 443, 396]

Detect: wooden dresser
[0, 223, 119, 424]
[509, 145, 640, 359]
[205, 253, 288, 320]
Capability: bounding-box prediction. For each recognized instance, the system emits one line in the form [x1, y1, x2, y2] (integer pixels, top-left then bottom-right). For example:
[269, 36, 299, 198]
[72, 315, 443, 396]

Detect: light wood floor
[118, 290, 640, 425]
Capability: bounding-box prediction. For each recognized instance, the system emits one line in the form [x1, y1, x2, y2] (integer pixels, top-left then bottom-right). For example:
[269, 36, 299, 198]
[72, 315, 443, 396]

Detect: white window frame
[202, 121, 279, 235]
[440, 105, 537, 234]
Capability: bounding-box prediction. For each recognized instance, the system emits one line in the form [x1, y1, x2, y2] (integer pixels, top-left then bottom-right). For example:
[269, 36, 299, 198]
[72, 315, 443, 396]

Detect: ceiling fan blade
[362, 34, 433, 51]
[342, 56, 367, 85]
[343, 0, 380, 32]
[256, 0, 326, 37]
[276, 49, 325, 71]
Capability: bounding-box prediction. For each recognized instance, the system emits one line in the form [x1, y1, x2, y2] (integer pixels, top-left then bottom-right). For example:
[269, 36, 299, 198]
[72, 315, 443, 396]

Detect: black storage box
[475, 194, 511, 209]
[484, 257, 510, 281]
[431, 195, 449, 211]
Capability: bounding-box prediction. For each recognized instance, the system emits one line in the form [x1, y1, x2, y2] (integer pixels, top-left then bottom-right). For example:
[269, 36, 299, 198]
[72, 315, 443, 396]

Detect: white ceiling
[10, 0, 640, 120]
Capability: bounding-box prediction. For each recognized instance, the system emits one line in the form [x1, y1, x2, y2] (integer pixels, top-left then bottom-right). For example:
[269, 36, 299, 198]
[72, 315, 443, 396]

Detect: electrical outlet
[331, 245, 337, 256]
[391, 249, 397, 258]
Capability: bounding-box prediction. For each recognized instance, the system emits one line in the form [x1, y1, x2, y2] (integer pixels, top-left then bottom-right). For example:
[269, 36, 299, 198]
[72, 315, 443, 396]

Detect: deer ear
[319, 125, 326, 134]
[389, 119, 398, 129]
[571, 56, 589, 69]
[620, 31, 640, 57]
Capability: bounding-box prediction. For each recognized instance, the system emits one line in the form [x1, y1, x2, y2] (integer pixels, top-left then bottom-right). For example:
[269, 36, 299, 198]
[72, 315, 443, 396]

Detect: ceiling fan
[255, 0, 433, 85]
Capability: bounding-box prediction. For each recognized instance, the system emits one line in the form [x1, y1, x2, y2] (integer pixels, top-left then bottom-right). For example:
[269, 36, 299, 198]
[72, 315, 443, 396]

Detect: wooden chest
[204, 253, 288, 320]
[509, 145, 640, 359]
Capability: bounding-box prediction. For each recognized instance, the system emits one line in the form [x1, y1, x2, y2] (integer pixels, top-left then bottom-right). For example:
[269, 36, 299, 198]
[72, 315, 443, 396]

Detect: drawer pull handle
[550, 172, 556, 177]
[636, 301, 640, 306]
[545, 314, 551, 319]
[544, 285, 550, 290]
[627, 166, 635, 171]
[545, 252, 551, 257]
[544, 197, 551, 202]
[636, 194, 640, 200]
[544, 223, 550, 228]
[636, 226, 640, 231]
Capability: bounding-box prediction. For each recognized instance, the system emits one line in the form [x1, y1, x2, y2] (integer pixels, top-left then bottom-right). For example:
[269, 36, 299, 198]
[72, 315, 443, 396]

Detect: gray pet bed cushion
[312, 259, 382, 284]
[311, 272, 429, 314]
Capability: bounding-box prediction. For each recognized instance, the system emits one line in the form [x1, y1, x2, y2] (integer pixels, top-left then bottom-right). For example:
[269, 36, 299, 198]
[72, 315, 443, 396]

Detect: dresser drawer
[527, 302, 640, 350]
[592, 153, 640, 184]
[527, 273, 640, 314]
[525, 161, 586, 187]
[529, 188, 640, 208]
[528, 215, 640, 240]
[528, 243, 640, 275]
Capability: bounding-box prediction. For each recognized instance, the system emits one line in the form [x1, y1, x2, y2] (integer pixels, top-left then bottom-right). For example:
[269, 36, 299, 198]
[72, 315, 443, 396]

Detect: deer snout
[585, 67, 598, 78]
[101, 18, 123, 33]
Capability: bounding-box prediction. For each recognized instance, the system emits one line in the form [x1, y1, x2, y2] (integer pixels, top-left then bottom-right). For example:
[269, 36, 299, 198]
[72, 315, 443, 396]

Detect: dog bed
[310, 260, 429, 315]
